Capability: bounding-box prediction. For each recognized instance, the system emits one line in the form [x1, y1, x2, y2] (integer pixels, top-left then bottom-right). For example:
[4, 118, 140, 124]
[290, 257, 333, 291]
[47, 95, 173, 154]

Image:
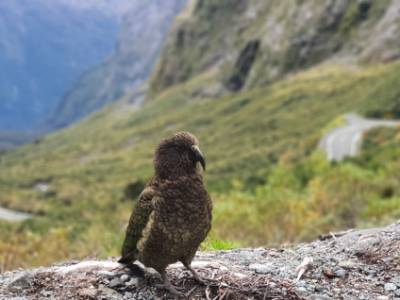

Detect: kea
[119, 131, 213, 296]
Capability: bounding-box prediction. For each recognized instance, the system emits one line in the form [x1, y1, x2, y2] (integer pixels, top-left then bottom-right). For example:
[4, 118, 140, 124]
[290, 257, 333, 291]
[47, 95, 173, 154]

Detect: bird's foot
[124, 263, 146, 278]
[112, 262, 146, 279]
[183, 264, 217, 285]
[155, 283, 185, 298]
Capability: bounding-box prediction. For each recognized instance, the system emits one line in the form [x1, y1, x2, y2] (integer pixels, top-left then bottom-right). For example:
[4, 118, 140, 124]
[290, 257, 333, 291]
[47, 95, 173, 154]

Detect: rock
[322, 267, 346, 278]
[40, 290, 52, 297]
[7, 272, 34, 290]
[309, 295, 333, 300]
[333, 268, 347, 278]
[353, 236, 381, 255]
[384, 282, 397, 292]
[97, 271, 116, 279]
[338, 260, 358, 269]
[98, 286, 122, 300]
[0, 222, 398, 300]
[322, 267, 335, 278]
[248, 262, 274, 274]
[78, 288, 97, 298]
[296, 286, 308, 296]
[391, 276, 400, 286]
[125, 278, 139, 286]
[109, 278, 123, 288]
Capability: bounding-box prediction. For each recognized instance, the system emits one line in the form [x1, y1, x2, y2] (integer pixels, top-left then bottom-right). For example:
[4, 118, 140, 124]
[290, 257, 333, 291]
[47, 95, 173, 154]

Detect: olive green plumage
[119, 132, 212, 294]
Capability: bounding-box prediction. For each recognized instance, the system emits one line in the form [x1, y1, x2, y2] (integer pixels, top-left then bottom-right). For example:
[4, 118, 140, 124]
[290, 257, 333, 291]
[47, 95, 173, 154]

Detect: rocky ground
[1, 222, 399, 299]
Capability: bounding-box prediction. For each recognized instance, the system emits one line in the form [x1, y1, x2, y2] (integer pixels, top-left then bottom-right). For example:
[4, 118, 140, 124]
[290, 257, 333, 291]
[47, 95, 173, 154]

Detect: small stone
[99, 286, 123, 299]
[384, 282, 397, 292]
[8, 273, 34, 290]
[78, 288, 97, 298]
[392, 276, 400, 286]
[41, 291, 52, 297]
[309, 295, 332, 300]
[125, 278, 139, 286]
[338, 260, 358, 269]
[314, 285, 325, 292]
[353, 236, 380, 255]
[296, 287, 308, 295]
[377, 296, 389, 300]
[322, 267, 335, 278]
[248, 263, 274, 274]
[306, 284, 316, 292]
[97, 271, 115, 279]
[109, 278, 123, 288]
[120, 274, 130, 282]
[334, 268, 347, 278]
[124, 292, 133, 298]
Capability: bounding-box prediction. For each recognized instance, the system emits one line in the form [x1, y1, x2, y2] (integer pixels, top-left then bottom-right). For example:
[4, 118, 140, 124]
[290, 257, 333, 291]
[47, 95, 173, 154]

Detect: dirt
[1, 222, 399, 299]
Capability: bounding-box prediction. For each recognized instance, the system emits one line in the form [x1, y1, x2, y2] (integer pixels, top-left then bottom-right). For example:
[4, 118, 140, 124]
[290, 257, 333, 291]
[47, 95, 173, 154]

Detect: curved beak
[192, 145, 206, 171]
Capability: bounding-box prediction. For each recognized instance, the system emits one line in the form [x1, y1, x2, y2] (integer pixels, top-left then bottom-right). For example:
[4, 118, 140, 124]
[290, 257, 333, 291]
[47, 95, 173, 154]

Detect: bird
[119, 131, 213, 296]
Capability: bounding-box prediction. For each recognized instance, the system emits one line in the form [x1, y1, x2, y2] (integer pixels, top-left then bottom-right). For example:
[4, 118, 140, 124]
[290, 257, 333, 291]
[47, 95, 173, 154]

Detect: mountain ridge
[0, 0, 121, 130]
[46, 0, 187, 130]
[151, 0, 400, 95]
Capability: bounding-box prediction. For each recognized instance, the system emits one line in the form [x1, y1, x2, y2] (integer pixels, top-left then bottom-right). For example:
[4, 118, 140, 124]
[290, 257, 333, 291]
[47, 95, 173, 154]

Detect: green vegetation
[1, 61, 400, 270]
[151, 0, 396, 94]
[0, 131, 36, 150]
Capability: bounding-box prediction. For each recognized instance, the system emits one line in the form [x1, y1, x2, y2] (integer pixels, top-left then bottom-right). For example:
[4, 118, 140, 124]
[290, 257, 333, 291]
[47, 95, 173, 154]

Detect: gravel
[0, 221, 399, 299]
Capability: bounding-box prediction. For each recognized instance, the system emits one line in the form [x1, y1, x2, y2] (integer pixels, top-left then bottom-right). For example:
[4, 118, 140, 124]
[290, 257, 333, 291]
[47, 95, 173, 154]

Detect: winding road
[0, 206, 32, 222]
[320, 114, 400, 161]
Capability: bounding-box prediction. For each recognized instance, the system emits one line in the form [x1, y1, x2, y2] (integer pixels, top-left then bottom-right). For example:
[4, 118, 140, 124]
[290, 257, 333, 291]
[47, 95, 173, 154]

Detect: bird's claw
[194, 275, 218, 286]
[155, 283, 185, 298]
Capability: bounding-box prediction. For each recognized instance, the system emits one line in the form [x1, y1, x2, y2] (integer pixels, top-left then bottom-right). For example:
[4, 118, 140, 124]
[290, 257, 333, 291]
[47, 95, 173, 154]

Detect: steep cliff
[151, 0, 400, 94]
[48, 0, 186, 129]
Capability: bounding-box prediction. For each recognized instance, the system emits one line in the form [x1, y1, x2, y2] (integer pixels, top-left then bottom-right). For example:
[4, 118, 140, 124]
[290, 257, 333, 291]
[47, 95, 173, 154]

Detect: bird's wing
[119, 186, 156, 264]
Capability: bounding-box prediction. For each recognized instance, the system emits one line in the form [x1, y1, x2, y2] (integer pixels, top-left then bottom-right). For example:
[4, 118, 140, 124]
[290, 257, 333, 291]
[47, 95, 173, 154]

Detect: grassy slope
[1, 61, 400, 270]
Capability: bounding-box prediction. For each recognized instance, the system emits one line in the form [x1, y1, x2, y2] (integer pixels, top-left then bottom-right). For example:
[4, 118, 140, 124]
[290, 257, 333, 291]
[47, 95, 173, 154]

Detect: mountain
[47, 0, 187, 129]
[0, 0, 122, 131]
[0, 0, 186, 132]
[151, 0, 400, 94]
[1, 0, 400, 271]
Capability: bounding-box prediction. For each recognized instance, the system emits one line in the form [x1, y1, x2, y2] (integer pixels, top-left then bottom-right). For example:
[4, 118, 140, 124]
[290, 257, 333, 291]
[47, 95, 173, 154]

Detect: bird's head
[154, 132, 206, 179]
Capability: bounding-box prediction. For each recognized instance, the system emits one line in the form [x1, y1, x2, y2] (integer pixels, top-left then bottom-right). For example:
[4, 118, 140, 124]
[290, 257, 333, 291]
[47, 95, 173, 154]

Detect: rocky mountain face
[151, 0, 400, 94]
[1, 223, 399, 299]
[0, 0, 186, 133]
[48, 0, 187, 130]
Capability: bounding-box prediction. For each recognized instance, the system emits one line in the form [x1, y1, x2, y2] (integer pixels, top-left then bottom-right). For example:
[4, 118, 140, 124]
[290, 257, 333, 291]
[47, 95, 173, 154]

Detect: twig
[296, 257, 314, 281]
[205, 286, 212, 300]
[219, 289, 228, 300]
[186, 286, 197, 298]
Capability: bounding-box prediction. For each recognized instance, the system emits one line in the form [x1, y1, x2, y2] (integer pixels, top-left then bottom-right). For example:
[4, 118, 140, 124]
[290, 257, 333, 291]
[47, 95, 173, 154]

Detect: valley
[0, 0, 400, 272]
